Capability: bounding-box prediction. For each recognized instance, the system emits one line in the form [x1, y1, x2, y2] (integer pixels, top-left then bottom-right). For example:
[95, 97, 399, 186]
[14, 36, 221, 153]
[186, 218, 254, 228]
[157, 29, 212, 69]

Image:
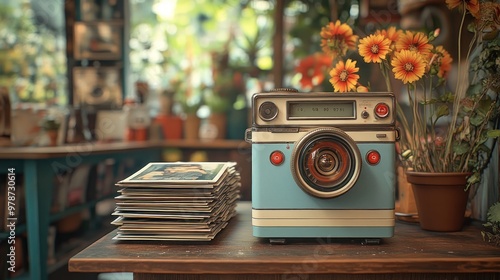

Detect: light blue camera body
[251, 141, 396, 239]
[247, 91, 397, 241]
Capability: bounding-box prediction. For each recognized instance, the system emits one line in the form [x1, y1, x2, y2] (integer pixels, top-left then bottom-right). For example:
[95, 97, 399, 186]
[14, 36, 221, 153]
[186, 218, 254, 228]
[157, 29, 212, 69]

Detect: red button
[366, 150, 381, 165]
[374, 103, 390, 118]
[270, 151, 285, 165]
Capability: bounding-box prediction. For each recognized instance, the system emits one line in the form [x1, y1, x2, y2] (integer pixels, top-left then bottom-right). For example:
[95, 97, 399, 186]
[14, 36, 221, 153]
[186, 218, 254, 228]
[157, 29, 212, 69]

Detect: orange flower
[375, 26, 402, 50]
[430, 46, 453, 79]
[358, 34, 391, 63]
[320, 20, 358, 58]
[391, 50, 426, 84]
[446, 0, 480, 18]
[295, 53, 333, 89]
[396, 31, 433, 58]
[356, 85, 369, 92]
[329, 59, 360, 92]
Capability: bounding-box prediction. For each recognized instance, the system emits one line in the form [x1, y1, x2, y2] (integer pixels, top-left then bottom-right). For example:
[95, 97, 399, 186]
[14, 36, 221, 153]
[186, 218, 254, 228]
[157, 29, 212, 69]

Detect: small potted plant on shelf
[310, 0, 500, 231]
[176, 86, 202, 140]
[205, 50, 241, 140]
[41, 117, 61, 146]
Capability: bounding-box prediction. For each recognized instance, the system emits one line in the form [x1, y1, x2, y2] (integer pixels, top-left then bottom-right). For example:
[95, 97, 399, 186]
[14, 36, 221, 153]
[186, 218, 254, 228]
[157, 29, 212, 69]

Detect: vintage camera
[245, 89, 397, 243]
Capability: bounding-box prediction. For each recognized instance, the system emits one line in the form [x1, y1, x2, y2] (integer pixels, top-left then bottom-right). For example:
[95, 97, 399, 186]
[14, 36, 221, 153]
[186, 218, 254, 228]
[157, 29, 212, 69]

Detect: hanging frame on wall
[80, 0, 125, 21]
[73, 66, 123, 109]
[73, 22, 122, 60]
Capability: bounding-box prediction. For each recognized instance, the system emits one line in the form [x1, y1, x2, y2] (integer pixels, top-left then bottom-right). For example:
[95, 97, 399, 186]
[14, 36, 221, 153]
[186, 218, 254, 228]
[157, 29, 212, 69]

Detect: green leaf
[470, 115, 485, 126]
[467, 172, 481, 185]
[466, 83, 483, 96]
[487, 130, 500, 138]
[477, 98, 494, 116]
[434, 104, 449, 120]
[452, 142, 470, 155]
[487, 202, 500, 223]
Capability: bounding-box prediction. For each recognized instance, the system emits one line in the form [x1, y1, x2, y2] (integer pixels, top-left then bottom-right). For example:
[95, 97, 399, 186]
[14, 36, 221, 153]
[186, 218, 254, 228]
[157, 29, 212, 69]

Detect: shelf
[0, 195, 115, 241]
[49, 194, 116, 224]
[0, 224, 27, 240]
[0, 139, 249, 159]
[0, 139, 248, 280]
[7, 214, 115, 280]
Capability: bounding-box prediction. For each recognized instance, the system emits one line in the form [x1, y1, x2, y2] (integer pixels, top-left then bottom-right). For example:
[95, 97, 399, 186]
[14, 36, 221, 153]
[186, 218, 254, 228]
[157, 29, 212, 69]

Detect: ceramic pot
[227, 107, 248, 140]
[156, 115, 183, 140]
[184, 114, 201, 140]
[406, 171, 471, 232]
[46, 130, 59, 146]
[208, 113, 227, 139]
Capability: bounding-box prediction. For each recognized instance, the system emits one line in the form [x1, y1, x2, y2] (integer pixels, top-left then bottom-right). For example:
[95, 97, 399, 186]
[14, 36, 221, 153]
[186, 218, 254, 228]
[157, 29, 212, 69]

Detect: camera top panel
[251, 91, 396, 127]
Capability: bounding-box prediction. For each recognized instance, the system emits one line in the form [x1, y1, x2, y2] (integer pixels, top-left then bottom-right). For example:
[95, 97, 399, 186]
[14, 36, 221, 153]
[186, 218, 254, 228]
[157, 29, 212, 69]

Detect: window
[0, 0, 67, 105]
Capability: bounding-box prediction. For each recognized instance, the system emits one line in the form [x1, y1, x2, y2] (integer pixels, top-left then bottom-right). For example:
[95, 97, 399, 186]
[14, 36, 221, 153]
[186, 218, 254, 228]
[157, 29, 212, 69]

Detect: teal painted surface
[253, 226, 394, 238]
[0, 147, 162, 280]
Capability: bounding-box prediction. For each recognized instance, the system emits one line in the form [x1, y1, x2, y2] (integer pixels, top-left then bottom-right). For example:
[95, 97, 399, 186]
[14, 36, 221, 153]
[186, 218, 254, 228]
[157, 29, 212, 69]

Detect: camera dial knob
[259, 101, 279, 122]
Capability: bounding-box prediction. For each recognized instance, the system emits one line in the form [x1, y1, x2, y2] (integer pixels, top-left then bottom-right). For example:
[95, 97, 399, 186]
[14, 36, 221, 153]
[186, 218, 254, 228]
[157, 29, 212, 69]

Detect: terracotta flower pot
[208, 113, 227, 139]
[406, 171, 471, 232]
[156, 115, 183, 140]
[184, 114, 201, 140]
[46, 130, 59, 146]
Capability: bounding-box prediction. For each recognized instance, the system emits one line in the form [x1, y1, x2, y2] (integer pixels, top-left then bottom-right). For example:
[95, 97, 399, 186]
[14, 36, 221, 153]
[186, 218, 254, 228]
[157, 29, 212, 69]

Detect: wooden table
[69, 202, 500, 280]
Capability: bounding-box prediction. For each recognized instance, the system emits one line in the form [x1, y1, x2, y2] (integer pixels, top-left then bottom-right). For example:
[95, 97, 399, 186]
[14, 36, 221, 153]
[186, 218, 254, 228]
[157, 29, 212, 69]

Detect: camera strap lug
[245, 128, 252, 143]
[395, 127, 401, 141]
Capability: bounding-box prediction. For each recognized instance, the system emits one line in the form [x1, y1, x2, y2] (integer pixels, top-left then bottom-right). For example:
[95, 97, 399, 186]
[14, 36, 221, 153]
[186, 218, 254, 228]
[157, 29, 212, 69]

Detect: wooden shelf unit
[0, 139, 250, 280]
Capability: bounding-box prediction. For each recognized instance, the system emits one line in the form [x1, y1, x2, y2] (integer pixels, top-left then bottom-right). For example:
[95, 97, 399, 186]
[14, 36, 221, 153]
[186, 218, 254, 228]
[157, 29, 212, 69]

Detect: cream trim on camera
[252, 209, 395, 227]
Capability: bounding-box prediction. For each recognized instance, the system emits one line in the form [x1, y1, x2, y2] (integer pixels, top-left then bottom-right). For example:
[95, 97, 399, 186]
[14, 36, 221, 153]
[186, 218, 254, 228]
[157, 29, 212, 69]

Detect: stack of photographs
[111, 162, 241, 241]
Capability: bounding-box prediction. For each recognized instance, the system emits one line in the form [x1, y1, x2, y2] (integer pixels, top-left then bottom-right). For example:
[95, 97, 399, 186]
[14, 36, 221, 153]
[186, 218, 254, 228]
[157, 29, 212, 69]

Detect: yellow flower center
[339, 70, 349, 81]
[409, 45, 418, 51]
[370, 44, 379, 54]
[404, 62, 414, 72]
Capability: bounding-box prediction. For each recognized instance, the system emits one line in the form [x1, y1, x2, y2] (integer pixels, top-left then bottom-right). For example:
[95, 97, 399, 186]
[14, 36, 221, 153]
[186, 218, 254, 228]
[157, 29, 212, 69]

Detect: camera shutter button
[270, 151, 285, 165]
[374, 103, 390, 118]
[366, 150, 381, 165]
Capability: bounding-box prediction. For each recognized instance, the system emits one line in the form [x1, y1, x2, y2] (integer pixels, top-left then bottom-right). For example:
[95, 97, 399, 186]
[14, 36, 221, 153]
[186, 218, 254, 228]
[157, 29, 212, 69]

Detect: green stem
[444, 6, 467, 169]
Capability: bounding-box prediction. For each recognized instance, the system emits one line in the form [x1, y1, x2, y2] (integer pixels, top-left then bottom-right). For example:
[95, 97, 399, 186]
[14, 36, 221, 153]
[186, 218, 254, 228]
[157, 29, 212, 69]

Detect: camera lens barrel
[291, 127, 361, 199]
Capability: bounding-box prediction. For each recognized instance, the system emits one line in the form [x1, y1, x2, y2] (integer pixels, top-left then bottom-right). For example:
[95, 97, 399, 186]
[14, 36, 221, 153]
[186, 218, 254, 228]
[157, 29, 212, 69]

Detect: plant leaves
[434, 104, 449, 121]
[452, 142, 470, 155]
[466, 83, 483, 97]
[487, 130, 500, 138]
[487, 202, 500, 223]
[470, 115, 485, 126]
[477, 98, 494, 116]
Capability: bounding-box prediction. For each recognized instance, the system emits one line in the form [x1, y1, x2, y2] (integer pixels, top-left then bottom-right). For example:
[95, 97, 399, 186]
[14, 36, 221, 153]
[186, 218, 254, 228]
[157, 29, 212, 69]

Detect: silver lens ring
[291, 127, 362, 198]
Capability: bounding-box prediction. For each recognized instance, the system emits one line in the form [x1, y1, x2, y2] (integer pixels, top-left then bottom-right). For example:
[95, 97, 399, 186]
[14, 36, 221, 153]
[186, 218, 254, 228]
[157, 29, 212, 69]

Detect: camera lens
[315, 150, 338, 175]
[291, 127, 361, 198]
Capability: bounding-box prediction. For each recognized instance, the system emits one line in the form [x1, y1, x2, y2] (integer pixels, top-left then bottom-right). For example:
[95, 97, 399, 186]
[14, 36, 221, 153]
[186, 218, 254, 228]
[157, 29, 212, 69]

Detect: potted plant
[313, 0, 500, 231]
[482, 202, 500, 246]
[205, 57, 239, 139]
[41, 117, 61, 146]
[397, 1, 500, 232]
[176, 86, 202, 140]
